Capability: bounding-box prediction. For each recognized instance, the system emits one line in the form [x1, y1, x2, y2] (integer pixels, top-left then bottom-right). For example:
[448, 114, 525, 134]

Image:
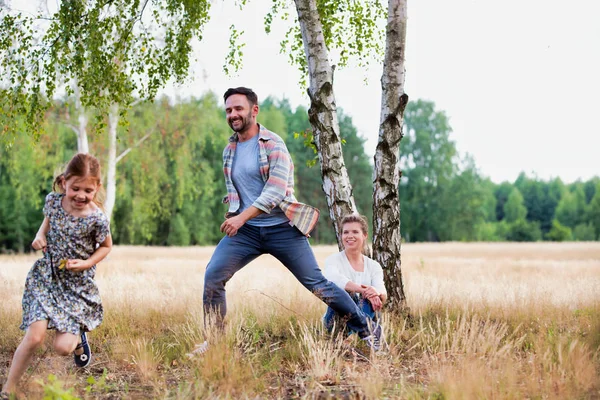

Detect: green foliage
[167, 214, 191, 246]
[503, 188, 527, 223]
[36, 374, 79, 400]
[475, 222, 504, 242]
[545, 220, 572, 242]
[507, 220, 542, 242]
[555, 188, 586, 229]
[0, 0, 211, 143]
[587, 183, 600, 239]
[224, 25, 246, 76]
[400, 100, 492, 242]
[494, 182, 514, 221]
[0, 95, 597, 250]
[494, 220, 511, 241]
[85, 368, 114, 395]
[572, 223, 595, 241]
[264, 0, 386, 84]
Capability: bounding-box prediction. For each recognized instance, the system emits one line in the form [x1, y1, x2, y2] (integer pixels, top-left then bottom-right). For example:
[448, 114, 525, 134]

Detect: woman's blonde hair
[340, 214, 370, 255]
[53, 153, 106, 211]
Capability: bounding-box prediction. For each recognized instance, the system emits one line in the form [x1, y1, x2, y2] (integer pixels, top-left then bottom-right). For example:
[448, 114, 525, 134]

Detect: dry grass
[1, 242, 599, 399]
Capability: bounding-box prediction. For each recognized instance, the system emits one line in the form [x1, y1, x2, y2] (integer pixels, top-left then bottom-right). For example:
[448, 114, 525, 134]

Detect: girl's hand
[66, 259, 92, 272]
[32, 235, 47, 251]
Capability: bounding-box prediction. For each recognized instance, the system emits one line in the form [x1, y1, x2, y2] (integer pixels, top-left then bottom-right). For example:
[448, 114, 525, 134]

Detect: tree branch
[138, 0, 150, 22]
[58, 119, 80, 135]
[115, 130, 153, 164]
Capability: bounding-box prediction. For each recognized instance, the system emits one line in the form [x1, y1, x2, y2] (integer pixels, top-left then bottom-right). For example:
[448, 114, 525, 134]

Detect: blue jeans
[203, 222, 371, 337]
[323, 294, 377, 334]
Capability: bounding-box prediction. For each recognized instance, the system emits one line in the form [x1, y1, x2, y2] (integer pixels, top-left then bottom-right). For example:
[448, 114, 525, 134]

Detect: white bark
[73, 84, 89, 153]
[372, 0, 409, 310]
[104, 103, 118, 221]
[294, 0, 357, 247]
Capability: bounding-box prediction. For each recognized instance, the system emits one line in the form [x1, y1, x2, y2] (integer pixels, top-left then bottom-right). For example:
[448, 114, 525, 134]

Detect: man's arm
[220, 206, 263, 237]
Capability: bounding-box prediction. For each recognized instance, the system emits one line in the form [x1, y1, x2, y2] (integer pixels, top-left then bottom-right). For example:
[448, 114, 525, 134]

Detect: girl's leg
[53, 332, 79, 356]
[3, 320, 48, 394]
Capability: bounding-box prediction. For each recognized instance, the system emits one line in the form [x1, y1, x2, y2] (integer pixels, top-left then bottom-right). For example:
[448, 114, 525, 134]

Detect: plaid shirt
[222, 124, 320, 236]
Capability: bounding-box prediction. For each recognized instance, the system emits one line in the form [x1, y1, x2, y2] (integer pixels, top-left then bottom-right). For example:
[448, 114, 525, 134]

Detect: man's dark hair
[223, 87, 258, 106]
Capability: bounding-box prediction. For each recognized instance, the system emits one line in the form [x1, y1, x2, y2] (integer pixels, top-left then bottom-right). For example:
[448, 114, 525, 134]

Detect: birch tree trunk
[372, 0, 409, 311]
[104, 103, 118, 221]
[74, 84, 89, 153]
[294, 0, 357, 247]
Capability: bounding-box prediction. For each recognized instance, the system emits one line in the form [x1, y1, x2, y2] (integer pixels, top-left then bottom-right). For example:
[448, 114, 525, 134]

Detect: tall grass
[1, 243, 599, 399]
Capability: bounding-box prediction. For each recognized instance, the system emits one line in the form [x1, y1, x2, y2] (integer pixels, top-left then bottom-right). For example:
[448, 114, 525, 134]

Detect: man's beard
[228, 111, 253, 133]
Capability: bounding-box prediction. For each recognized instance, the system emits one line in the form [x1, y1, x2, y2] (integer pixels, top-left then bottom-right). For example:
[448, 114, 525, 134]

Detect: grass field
[1, 242, 599, 399]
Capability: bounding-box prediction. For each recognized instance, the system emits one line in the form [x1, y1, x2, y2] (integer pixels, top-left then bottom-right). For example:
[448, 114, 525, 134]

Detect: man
[199, 87, 382, 353]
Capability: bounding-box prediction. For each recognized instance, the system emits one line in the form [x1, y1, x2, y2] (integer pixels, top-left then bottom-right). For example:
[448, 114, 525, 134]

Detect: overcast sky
[11, 0, 600, 184]
[176, 0, 600, 184]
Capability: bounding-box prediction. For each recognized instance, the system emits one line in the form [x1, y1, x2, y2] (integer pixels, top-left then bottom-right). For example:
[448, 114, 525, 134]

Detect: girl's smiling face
[62, 175, 99, 212]
[342, 222, 367, 252]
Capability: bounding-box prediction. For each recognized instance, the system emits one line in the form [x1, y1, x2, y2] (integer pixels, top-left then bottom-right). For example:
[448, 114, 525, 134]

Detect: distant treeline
[1, 94, 598, 253]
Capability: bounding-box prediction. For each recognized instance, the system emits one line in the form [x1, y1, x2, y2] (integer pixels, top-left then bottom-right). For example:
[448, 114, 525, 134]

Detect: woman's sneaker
[361, 323, 383, 352]
[74, 331, 92, 368]
[186, 341, 209, 358]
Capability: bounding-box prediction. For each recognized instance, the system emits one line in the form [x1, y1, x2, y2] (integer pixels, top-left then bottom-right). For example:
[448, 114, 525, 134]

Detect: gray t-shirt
[231, 134, 289, 227]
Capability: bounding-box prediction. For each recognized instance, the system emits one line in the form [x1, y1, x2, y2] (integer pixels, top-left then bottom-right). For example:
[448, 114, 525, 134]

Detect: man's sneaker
[74, 331, 92, 368]
[186, 341, 209, 358]
[361, 323, 383, 352]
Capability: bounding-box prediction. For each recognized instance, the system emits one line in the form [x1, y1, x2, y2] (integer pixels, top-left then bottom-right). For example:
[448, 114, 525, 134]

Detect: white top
[323, 251, 387, 296]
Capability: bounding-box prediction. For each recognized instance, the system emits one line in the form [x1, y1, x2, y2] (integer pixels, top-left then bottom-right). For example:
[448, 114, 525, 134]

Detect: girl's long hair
[53, 153, 106, 211]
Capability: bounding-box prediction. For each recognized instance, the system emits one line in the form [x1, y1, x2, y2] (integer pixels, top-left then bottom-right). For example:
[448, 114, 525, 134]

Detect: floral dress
[20, 192, 110, 335]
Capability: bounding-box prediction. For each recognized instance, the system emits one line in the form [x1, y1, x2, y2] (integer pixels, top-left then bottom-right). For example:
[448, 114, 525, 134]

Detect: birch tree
[263, 0, 384, 246]
[293, 0, 357, 247]
[266, 0, 408, 308]
[1, 0, 209, 222]
[372, 0, 408, 309]
[73, 84, 89, 154]
[0, 0, 211, 144]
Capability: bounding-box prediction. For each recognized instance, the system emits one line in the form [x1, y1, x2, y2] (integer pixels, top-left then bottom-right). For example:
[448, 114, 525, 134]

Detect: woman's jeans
[203, 222, 371, 337]
[323, 294, 378, 334]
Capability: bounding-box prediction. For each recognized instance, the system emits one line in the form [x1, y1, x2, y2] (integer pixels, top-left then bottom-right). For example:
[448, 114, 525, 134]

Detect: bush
[475, 222, 503, 241]
[507, 219, 542, 242]
[167, 214, 191, 246]
[573, 223, 596, 241]
[545, 220, 572, 242]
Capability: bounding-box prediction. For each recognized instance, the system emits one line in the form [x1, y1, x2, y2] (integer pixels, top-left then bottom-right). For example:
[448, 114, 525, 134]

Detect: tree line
[0, 95, 598, 253]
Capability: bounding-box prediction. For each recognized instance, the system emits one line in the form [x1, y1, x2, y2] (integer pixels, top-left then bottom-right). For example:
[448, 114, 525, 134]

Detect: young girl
[2, 153, 112, 397]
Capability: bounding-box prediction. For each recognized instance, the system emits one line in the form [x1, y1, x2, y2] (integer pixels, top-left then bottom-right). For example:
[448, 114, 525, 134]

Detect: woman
[323, 214, 387, 333]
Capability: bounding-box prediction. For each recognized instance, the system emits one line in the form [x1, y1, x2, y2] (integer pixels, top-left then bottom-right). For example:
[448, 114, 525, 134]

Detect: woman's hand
[361, 284, 379, 299]
[31, 235, 47, 251]
[66, 259, 93, 272]
[361, 284, 383, 311]
[368, 295, 383, 311]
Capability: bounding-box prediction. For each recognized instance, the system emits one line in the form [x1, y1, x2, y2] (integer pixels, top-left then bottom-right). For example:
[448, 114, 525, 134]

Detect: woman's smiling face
[342, 222, 367, 252]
